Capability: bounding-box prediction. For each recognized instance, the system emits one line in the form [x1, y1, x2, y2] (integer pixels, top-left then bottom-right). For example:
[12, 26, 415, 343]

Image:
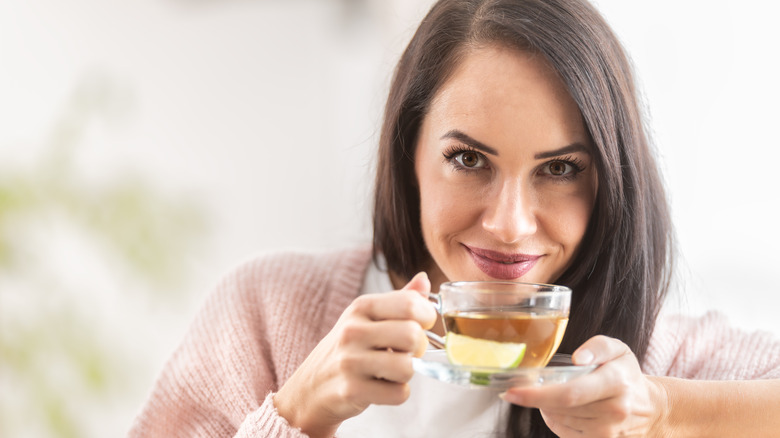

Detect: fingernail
[405, 272, 429, 289]
[498, 391, 521, 404]
[417, 272, 430, 289]
[574, 349, 594, 365]
[411, 271, 424, 280]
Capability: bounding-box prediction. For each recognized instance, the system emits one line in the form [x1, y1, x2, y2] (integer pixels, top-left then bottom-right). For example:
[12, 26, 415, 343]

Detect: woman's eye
[546, 160, 573, 176]
[455, 151, 485, 168]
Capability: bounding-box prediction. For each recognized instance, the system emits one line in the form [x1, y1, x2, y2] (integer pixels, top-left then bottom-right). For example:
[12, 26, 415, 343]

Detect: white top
[336, 263, 510, 438]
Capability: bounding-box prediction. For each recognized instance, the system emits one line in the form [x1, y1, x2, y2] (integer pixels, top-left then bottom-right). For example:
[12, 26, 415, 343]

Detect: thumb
[401, 272, 437, 331]
[401, 271, 431, 297]
[572, 335, 632, 366]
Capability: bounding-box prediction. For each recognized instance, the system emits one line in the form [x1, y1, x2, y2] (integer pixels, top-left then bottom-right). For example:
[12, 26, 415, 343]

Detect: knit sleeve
[126, 258, 309, 437]
[127, 247, 370, 438]
[642, 310, 780, 380]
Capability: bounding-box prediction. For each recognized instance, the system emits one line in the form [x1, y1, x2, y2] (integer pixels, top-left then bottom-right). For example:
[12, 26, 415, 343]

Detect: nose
[481, 178, 537, 244]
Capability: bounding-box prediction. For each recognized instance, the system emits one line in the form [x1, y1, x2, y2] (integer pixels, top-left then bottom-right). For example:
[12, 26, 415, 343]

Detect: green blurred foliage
[0, 76, 208, 437]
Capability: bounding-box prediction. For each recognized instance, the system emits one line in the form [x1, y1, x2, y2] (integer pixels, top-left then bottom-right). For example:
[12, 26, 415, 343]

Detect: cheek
[419, 177, 453, 239]
[542, 187, 595, 249]
[418, 174, 479, 245]
[563, 203, 591, 244]
[417, 173, 439, 240]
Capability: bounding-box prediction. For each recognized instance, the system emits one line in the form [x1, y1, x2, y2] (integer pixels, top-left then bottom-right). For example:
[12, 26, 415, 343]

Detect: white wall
[1, 0, 778, 436]
[595, 0, 780, 332]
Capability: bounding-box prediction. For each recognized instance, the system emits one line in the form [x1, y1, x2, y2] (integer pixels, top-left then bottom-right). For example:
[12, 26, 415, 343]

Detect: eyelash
[442, 146, 586, 180]
[442, 145, 487, 172]
[545, 154, 586, 181]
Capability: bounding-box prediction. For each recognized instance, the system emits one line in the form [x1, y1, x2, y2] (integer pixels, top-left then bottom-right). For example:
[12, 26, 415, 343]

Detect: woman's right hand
[273, 272, 437, 438]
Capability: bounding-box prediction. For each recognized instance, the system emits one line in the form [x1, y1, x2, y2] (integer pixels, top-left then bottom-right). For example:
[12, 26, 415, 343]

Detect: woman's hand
[273, 272, 437, 438]
[501, 335, 668, 437]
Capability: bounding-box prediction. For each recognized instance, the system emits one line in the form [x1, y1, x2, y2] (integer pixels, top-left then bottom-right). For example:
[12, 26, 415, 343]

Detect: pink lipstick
[465, 245, 541, 280]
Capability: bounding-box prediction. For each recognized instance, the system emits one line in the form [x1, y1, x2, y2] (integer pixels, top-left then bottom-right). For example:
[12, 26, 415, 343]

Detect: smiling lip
[464, 245, 541, 280]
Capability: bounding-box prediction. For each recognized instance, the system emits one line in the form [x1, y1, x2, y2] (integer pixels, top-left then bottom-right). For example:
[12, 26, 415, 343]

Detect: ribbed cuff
[235, 392, 309, 438]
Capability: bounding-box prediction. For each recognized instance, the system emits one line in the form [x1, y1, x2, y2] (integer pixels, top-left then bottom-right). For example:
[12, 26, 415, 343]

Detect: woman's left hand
[501, 335, 668, 437]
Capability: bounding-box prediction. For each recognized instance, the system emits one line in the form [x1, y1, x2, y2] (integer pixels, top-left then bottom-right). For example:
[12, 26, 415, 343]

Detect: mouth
[463, 245, 541, 280]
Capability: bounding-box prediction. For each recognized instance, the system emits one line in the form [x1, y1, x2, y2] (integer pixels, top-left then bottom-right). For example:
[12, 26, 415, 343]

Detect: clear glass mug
[426, 281, 572, 368]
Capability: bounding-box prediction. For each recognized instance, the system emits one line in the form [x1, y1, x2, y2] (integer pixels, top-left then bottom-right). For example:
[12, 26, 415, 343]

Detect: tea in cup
[430, 281, 571, 368]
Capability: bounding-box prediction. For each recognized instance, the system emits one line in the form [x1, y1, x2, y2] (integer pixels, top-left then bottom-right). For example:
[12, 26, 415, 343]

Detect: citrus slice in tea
[445, 332, 526, 369]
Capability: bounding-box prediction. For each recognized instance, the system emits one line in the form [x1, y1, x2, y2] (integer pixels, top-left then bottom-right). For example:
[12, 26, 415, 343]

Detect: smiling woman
[127, 0, 780, 437]
[414, 45, 597, 287]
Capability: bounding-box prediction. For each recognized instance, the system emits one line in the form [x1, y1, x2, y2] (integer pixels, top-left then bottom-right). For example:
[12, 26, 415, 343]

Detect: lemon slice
[445, 332, 526, 369]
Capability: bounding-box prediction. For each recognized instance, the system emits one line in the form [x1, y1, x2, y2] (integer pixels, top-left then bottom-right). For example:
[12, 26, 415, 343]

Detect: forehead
[425, 44, 588, 151]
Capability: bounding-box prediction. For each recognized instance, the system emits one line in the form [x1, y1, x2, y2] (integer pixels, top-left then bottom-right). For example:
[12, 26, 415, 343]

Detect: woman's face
[415, 44, 598, 288]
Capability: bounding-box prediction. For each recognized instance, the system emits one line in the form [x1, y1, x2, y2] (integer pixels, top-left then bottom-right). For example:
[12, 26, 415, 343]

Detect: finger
[536, 395, 630, 423]
[339, 376, 412, 407]
[502, 355, 634, 409]
[361, 378, 412, 406]
[572, 335, 632, 366]
[542, 408, 638, 438]
[342, 319, 429, 356]
[349, 291, 436, 328]
[341, 349, 416, 384]
[541, 411, 631, 436]
[401, 271, 431, 298]
[539, 410, 584, 438]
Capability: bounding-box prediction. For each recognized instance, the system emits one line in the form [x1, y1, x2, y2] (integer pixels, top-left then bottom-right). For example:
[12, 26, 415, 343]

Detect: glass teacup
[427, 281, 571, 368]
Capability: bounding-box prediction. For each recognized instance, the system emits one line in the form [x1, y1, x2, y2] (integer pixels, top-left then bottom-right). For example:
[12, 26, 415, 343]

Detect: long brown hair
[372, 0, 674, 435]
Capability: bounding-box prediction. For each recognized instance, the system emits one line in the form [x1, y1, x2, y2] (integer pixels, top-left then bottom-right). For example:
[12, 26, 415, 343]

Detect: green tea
[443, 309, 568, 367]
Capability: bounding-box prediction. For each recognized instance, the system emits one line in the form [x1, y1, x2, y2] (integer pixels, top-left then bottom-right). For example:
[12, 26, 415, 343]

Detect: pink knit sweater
[128, 246, 780, 437]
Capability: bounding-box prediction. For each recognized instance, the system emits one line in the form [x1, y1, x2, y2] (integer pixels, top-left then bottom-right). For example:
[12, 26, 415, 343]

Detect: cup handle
[426, 330, 446, 349]
[425, 294, 445, 349]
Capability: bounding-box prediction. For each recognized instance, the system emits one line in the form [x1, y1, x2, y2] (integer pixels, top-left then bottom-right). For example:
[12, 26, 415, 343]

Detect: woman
[129, 0, 780, 437]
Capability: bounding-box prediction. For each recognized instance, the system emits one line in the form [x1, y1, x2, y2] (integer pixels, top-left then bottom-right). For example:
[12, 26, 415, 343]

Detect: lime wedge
[445, 332, 526, 369]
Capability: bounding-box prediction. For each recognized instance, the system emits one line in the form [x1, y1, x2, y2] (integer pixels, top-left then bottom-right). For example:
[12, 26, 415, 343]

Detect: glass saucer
[412, 350, 597, 389]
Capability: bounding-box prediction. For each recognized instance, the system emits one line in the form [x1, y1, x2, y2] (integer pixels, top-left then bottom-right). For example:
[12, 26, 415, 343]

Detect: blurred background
[1, 0, 778, 436]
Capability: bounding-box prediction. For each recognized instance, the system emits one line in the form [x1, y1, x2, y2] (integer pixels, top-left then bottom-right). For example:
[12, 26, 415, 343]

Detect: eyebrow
[533, 143, 591, 159]
[441, 129, 590, 160]
[440, 130, 498, 155]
